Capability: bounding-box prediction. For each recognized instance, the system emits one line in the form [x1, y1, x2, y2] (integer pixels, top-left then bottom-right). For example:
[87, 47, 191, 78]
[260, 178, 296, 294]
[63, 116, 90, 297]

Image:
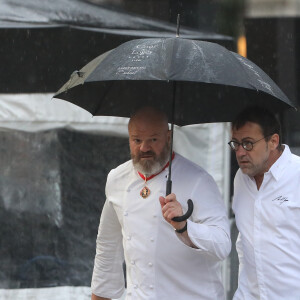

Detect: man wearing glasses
[228, 106, 300, 300]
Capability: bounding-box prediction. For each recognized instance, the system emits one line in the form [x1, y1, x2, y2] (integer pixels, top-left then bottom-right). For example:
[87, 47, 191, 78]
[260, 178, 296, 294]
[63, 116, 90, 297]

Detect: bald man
[91, 107, 231, 300]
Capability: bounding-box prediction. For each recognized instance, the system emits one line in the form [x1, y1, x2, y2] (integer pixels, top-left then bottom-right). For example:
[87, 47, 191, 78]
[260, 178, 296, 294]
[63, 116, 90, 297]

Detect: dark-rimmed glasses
[228, 135, 272, 151]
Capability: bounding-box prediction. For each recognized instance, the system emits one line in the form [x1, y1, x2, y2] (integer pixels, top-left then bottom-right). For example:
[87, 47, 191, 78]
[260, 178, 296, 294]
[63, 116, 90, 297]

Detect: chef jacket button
[148, 262, 153, 267]
[124, 212, 128, 216]
[149, 285, 154, 289]
[133, 284, 138, 289]
[150, 237, 154, 242]
[131, 260, 135, 265]
[127, 236, 131, 240]
[153, 214, 157, 218]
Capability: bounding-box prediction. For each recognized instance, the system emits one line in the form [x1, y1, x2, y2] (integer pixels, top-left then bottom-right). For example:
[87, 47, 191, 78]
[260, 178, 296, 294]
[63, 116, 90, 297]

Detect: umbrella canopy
[54, 37, 296, 126]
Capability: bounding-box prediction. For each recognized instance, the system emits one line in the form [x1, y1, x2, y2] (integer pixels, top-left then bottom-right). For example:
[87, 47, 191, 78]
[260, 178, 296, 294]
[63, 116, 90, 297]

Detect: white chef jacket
[91, 153, 231, 300]
[232, 145, 300, 300]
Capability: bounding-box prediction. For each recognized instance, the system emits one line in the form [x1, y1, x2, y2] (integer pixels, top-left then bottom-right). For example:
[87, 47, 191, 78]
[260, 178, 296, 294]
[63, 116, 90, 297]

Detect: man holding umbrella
[91, 106, 231, 300]
[229, 106, 300, 300]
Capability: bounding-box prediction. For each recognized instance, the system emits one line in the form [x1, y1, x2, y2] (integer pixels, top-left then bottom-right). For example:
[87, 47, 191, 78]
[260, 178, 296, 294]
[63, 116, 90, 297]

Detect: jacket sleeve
[91, 199, 125, 299]
[184, 173, 231, 260]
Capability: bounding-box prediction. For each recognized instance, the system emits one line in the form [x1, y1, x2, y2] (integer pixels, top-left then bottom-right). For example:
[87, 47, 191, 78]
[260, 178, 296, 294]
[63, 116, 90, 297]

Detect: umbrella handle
[172, 199, 194, 222]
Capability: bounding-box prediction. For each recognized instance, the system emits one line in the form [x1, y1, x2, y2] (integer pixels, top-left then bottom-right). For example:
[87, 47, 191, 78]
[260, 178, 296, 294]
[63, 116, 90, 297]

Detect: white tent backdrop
[0, 93, 231, 300]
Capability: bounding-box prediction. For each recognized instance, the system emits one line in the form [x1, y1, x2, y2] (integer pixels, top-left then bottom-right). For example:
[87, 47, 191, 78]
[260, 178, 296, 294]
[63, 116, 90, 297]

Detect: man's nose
[235, 144, 247, 156]
[140, 141, 151, 152]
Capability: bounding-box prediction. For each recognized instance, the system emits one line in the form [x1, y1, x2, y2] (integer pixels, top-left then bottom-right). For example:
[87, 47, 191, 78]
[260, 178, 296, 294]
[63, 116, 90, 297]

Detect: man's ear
[269, 133, 280, 150]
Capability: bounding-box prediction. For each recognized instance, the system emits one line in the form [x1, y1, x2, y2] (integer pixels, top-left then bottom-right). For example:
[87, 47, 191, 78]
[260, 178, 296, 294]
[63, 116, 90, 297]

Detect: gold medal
[140, 186, 151, 198]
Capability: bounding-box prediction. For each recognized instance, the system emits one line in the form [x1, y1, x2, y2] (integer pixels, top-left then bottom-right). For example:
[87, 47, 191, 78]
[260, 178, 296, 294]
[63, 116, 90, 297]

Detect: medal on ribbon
[140, 186, 151, 198]
[137, 152, 175, 199]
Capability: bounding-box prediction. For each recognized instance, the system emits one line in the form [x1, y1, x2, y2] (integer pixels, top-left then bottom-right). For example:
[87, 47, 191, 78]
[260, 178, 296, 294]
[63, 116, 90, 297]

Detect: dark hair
[232, 106, 282, 146]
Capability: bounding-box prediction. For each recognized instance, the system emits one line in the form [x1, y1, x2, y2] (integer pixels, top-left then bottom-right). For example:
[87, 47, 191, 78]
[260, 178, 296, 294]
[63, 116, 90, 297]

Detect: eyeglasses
[228, 135, 271, 151]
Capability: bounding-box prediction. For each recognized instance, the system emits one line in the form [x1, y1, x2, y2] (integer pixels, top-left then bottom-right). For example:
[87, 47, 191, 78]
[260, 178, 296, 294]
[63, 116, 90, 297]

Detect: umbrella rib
[92, 81, 114, 115]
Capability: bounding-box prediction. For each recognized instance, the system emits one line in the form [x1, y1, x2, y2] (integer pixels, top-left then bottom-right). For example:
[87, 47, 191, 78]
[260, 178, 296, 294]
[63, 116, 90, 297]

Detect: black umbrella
[54, 37, 295, 120]
[54, 36, 297, 221]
